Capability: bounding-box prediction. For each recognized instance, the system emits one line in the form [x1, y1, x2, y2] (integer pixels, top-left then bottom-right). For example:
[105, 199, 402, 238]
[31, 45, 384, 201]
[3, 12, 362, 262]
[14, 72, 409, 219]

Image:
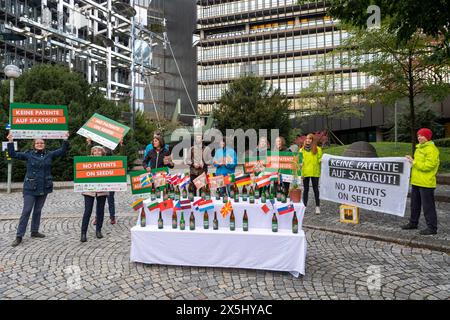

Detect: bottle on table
[261, 189, 266, 203]
[163, 186, 169, 201]
[215, 188, 221, 200]
[230, 184, 236, 198]
[181, 187, 187, 199]
[169, 184, 175, 199]
[249, 186, 255, 204]
[203, 210, 209, 229]
[276, 184, 282, 202]
[292, 211, 298, 234]
[242, 185, 248, 201]
[213, 211, 219, 230]
[204, 184, 211, 200]
[234, 185, 239, 203]
[281, 185, 287, 203]
[172, 209, 177, 229]
[230, 210, 235, 231]
[174, 185, 180, 201]
[243, 210, 248, 231]
[255, 186, 260, 199]
[140, 209, 146, 228]
[188, 183, 195, 201]
[223, 192, 229, 203]
[180, 212, 185, 230]
[151, 184, 156, 200]
[189, 211, 195, 230]
[158, 211, 164, 229]
[272, 212, 278, 232]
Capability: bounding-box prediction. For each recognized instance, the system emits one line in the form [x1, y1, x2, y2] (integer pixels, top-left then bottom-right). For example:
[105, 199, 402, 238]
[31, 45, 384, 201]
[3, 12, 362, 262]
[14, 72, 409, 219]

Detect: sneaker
[92, 218, 97, 225]
[401, 223, 418, 230]
[31, 232, 45, 238]
[110, 217, 116, 225]
[419, 228, 437, 236]
[315, 206, 321, 214]
[11, 237, 22, 247]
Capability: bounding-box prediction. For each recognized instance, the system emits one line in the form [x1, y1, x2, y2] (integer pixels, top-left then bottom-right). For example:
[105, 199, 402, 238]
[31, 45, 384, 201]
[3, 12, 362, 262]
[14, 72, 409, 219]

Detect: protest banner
[74, 156, 128, 192]
[77, 113, 130, 150]
[320, 154, 411, 216]
[244, 156, 266, 174]
[9, 102, 69, 139]
[264, 151, 302, 183]
[130, 170, 152, 195]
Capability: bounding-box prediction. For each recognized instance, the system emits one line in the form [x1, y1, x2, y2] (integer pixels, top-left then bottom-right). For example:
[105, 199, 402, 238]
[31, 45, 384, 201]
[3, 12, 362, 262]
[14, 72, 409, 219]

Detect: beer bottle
[242, 185, 248, 201]
[243, 210, 248, 231]
[205, 184, 211, 201]
[174, 185, 180, 201]
[234, 185, 239, 203]
[181, 187, 187, 199]
[292, 211, 298, 234]
[151, 184, 156, 200]
[249, 186, 255, 204]
[188, 183, 194, 201]
[230, 184, 235, 198]
[213, 211, 219, 230]
[203, 210, 209, 229]
[169, 184, 175, 200]
[276, 184, 282, 202]
[163, 186, 169, 201]
[172, 210, 178, 229]
[281, 185, 287, 203]
[180, 211, 185, 230]
[189, 211, 195, 230]
[230, 210, 235, 231]
[223, 191, 229, 203]
[140, 209, 146, 228]
[215, 188, 221, 200]
[158, 211, 164, 229]
[261, 191, 266, 204]
[272, 212, 278, 232]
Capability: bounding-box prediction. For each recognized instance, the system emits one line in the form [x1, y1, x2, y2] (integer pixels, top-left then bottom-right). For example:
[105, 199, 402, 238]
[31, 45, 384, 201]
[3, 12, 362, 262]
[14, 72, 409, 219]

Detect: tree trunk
[408, 56, 416, 156]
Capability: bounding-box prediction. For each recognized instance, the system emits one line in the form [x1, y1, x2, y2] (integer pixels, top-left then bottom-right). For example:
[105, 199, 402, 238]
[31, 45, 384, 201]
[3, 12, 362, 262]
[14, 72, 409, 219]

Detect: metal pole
[130, 0, 136, 130]
[7, 79, 14, 194]
[394, 101, 398, 147]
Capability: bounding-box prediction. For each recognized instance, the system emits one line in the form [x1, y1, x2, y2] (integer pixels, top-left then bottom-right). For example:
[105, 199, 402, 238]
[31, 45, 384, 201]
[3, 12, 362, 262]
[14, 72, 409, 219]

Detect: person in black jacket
[7, 132, 69, 247]
[142, 135, 174, 171]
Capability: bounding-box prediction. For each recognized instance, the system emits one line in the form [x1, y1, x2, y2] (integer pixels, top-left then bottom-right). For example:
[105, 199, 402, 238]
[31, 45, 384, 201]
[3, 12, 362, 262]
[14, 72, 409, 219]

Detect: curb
[303, 223, 450, 254]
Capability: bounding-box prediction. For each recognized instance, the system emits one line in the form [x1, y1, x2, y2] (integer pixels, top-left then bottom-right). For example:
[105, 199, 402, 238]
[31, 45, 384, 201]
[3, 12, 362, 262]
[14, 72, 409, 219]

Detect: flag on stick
[261, 203, 271, 214]
[277, 204, 294, 215]
[220, 201, 233, 218]
[132, 198, 144, 211]
[159, 199, 174, 212]
[198, 199, 214, 212]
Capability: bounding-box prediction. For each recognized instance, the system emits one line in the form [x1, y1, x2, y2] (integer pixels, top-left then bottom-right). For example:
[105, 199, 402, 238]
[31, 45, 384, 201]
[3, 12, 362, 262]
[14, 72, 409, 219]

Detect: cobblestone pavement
[0, 190, 449, 300]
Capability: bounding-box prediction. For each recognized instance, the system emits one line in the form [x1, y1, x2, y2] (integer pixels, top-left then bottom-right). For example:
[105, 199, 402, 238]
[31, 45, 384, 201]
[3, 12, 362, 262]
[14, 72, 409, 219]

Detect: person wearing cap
[402, 128, 440, 235]
[7, 132, 70, 247]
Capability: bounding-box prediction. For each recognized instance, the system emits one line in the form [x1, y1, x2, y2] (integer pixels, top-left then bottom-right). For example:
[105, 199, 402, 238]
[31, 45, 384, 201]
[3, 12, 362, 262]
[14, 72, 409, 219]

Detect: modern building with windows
[196, 0, 450, 142]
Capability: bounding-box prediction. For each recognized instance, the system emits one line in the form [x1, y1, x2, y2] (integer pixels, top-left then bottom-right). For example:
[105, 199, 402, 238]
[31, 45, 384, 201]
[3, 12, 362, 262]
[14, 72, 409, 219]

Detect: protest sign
[320, 154, 411, 216]
[74, 156, 127, 192]
[130, 170, 152, 195]
[244, 156, 266, 174]
[77, 113, 130, 150]
[265, 151, 302, 175]
[9, 102, 69, 139]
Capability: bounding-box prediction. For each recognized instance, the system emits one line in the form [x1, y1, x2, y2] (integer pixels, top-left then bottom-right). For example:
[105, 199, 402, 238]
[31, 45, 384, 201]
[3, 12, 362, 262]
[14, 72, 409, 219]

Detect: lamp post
[4, 65, 22, 194]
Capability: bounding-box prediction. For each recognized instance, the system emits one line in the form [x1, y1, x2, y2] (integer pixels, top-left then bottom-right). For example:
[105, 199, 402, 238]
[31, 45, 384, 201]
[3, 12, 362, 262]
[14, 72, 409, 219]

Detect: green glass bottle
[213, 211, 219, 230]
[163, 186, 169, 201]
[242, 185, 248, 201]
[140, 210, 146, 228]
[150, 184, 156, 201]
[229, 184, 236, 198]
[230, 210, 235, 231]
[272, 213, 278, 232]
[249, 186, 255, 204]
[223, 192, 229, 203]
[189, 211, 195, 230]
[215, 188, 221, 200]
[292, 211, 298, 234]
[180, 212, 185, 230]
[243, 210, 248, 231]
[174, 185, 180, 201]
[172, 210, 177, 229]
[188, 183, 194, 201]
[203, 211, 209, 229]
[276, 184, 282, 201]
[281, 185, 287, 203]
[169, 184, 175, 200]
[255, 186, 260, 199]
[158, 211, 163, 229]
[234, 186, 239, 202]
[205, 184, 211, 201]
[181, 187, 187, 199]
[261, 189, 266, 203]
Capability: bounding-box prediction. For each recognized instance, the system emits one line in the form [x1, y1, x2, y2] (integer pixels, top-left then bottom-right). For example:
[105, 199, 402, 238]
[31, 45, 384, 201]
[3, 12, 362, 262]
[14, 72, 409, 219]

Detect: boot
[11, 237, 22, 247]
[80, 233, 87, 242]
[31, 232, 46, 238]
[401, 223, 418, 230]
[419, 228, 437, 235]
[96, 231, 103, 239]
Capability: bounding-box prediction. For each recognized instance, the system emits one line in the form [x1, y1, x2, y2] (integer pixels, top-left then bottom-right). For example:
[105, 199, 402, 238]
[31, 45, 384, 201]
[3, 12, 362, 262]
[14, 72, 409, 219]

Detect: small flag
[261, 203, 270, 214]
[159, 199, 174, 212]
[220, 201, 233, 218]
[193, 198, 204, 211]
[198, 199, 214, 212]
[268, 172, 279, 182]
[146, 200, 159, 212]
[178, 174, 191, 189]
[223, 174, 235, 186]
[193, 172, 207, 190]
[176, 199, 192, 211]
[139, 173, 152, 187]
[255, 174, 271, 189]
[277, 204, 294, 215]
[235, 173, 252, 187]
[132, 198, 144, 211]
[153, 172, 167, 188]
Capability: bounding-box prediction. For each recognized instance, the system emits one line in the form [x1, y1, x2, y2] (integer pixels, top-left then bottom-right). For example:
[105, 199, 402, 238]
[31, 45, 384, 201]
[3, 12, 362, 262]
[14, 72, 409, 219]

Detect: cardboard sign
[74, 156, 127, 192]
[209, 175, 224, 189]
[77, 113, 130, 150]
[9, 102, 69, 139]
[130, 170, 152, 195]
[244, 156, 266, 174]
[265, 151, 302, 175]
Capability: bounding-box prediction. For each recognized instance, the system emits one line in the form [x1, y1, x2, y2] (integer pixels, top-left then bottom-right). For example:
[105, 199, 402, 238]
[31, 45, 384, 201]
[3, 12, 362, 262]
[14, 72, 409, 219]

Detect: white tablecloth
[142, 197, 305, 231]
[130, 226, 307, 277]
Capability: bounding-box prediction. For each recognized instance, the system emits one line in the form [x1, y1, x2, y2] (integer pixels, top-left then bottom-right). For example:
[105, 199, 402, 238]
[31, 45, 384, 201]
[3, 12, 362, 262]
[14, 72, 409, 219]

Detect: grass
[324, 142, 450, 173]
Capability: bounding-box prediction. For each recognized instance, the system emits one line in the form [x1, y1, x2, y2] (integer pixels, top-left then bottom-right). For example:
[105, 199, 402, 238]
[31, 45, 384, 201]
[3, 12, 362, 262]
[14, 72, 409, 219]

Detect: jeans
[410, 185, 438, 231]
[17, 194, 48, 237]
[81, 195, 107, 234]
[303, 177, 320, 207]
[107, 192, 115, 219]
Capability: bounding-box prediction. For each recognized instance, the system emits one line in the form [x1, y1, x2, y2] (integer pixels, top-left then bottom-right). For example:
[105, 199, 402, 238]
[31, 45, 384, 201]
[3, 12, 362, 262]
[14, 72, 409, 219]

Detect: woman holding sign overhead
[142, 135, 174, 171]
[7, 132, 69, 247]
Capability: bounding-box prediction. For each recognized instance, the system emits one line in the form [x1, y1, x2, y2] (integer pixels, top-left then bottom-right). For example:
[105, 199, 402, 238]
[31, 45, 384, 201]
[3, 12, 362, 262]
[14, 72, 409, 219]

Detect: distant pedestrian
[7, 132, 70, 247]
[402, 128, 440, 235]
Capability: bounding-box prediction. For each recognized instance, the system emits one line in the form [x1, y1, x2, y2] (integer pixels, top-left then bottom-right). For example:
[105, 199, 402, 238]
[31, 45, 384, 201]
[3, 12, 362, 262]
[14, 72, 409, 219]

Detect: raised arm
[6, 133, 29, 161]
[49, 139, 70, 159]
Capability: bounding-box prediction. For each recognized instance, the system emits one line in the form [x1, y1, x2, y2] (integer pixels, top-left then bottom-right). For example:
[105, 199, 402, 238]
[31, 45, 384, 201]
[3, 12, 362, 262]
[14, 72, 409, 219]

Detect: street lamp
[4, 64, 22, 194]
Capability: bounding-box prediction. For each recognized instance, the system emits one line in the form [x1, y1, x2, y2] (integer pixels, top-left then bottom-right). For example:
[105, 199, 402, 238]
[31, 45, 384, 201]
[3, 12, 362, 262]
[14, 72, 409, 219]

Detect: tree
[0, 64, 156, 181]
[213, 75, 291, 138]
[338, 25, 450, 153]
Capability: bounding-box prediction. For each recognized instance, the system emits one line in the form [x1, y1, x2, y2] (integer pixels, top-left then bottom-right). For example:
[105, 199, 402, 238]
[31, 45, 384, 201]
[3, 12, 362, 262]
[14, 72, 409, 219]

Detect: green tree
[213, 75, 291, 137]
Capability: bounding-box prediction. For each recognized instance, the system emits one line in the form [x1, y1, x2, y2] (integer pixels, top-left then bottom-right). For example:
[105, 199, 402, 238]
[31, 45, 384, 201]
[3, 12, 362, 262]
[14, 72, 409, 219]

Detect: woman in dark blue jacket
[7, 132, 69, 247]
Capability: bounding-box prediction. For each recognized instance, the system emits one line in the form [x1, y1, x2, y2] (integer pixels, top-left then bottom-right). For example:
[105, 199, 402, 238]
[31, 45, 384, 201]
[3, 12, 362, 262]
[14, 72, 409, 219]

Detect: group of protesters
[5, 126, 440, 246]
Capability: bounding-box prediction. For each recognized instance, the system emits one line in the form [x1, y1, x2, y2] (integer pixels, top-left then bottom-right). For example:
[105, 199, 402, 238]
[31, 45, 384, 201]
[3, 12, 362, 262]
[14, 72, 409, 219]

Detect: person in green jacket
[402, 128, 440, 235]
[300, 133, 323, 214]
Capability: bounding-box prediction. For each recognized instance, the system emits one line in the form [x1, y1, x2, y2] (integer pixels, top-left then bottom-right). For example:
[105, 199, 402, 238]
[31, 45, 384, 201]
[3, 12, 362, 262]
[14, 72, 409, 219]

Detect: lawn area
[324, 142, 450, 173]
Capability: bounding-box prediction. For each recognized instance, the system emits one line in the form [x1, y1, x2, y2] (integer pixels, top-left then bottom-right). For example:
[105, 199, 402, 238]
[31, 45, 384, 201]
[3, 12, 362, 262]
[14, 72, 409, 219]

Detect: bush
[434, 138, 450, 148]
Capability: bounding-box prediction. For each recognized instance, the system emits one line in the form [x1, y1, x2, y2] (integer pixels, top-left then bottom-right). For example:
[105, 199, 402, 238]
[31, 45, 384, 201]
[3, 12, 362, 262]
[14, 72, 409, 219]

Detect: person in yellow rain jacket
[300, 133, 323, 214]
[402, 128, 440, 235]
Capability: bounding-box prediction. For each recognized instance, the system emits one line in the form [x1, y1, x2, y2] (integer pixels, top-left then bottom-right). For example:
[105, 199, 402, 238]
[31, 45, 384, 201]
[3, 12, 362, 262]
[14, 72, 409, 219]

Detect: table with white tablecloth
[130, 198, 307, 276]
